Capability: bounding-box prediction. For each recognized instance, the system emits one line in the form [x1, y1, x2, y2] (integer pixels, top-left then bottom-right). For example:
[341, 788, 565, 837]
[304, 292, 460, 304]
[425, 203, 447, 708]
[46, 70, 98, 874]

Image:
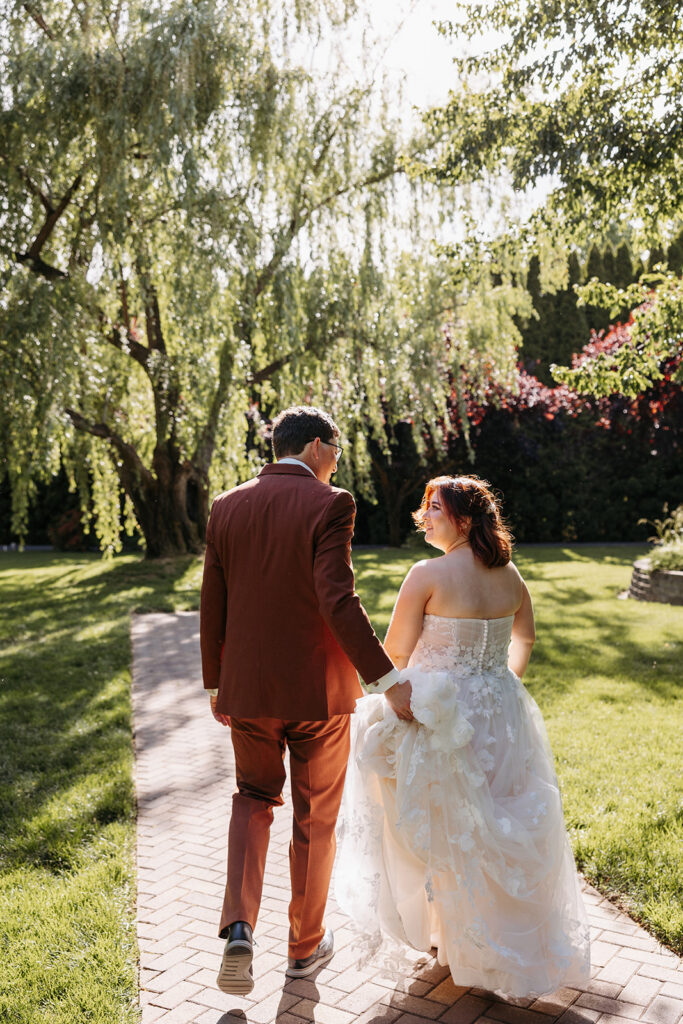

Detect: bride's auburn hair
[413, 475, 513, 568]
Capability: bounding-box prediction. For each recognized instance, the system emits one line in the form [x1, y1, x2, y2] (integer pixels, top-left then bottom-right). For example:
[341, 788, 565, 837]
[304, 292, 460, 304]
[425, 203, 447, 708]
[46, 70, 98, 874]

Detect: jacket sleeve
[313, 490, 394, 685]
[200, 503, 227, 690]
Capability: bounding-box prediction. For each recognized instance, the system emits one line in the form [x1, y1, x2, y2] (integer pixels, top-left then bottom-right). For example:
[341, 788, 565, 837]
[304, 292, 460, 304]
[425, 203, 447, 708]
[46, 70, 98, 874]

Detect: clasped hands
[210, 678, 413, 725]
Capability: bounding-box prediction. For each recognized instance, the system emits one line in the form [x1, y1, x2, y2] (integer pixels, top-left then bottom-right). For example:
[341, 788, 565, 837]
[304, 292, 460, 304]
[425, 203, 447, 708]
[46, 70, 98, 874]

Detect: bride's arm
[384, 562, 433, 670]
[508, 577, 536, 678]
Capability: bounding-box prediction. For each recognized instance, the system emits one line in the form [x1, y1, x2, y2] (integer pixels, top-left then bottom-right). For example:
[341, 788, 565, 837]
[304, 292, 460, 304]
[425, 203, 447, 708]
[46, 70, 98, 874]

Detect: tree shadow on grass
[0, 553, 200, 875]
[0, 655, 134, 872]
[0, 629, 208, 873]
[525, 581, 682, 702]
[515, 544, 647, 567]
[5, 552, 198, 610]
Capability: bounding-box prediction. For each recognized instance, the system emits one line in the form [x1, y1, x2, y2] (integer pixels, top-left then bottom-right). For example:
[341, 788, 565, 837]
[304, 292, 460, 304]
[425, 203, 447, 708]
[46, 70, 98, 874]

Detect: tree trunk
[385, 498, 405, 548]
[68, 407, 211, 558]
[116, 445, 209, 558]
[368, 424, 429, 548]
[371, 455, 411, 548]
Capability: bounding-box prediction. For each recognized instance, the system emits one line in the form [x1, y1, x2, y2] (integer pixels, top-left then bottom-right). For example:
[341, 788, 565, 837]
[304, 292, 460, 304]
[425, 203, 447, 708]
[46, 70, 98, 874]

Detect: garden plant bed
[628, 557, 683, 605]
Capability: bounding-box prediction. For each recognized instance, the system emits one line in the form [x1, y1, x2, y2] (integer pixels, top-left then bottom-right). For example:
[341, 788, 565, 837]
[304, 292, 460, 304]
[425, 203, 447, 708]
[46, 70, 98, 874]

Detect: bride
[335, 475, 590, 998]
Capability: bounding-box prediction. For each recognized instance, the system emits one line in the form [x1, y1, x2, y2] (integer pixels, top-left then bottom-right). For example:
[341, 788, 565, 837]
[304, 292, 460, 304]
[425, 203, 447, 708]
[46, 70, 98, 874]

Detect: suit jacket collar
[258, 462, 319, 479]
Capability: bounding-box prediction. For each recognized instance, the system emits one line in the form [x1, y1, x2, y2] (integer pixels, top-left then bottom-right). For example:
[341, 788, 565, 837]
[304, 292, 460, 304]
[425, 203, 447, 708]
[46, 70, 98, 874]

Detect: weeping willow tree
[1, 0, 523, 555]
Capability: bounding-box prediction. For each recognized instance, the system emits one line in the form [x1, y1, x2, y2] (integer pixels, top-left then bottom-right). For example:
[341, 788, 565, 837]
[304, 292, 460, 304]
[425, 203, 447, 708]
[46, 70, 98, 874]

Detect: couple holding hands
[200, 405, 590, 1000]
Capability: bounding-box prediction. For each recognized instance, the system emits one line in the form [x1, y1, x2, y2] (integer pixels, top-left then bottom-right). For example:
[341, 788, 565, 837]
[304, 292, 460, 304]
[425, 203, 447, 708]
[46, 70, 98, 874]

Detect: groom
[200, 405, 412, 994]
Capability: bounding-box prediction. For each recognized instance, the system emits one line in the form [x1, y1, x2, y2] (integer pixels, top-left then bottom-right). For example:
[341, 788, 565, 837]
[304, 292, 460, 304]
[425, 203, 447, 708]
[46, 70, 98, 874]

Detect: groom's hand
[384, 679, 413, 721]
[210, 695, 231, 727]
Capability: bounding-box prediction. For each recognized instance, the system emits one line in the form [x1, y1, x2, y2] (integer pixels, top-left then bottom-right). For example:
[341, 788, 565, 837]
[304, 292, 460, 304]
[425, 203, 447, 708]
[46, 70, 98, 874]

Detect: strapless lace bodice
[409, 614, 514, 677]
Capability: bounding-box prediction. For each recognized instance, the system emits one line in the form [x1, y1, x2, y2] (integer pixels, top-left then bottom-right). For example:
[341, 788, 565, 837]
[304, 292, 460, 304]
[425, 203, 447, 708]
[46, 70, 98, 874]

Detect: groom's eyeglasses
[309, 438, 344, 461]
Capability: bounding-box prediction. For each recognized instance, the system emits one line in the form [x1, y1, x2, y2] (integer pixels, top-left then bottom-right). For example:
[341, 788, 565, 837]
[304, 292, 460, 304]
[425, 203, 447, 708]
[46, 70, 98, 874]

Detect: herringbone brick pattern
[131, 613, 683, 1024]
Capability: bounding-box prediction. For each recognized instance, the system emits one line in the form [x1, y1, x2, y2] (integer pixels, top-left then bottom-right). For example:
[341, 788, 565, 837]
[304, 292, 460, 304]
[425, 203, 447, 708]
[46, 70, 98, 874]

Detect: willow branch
[249, 319, 336, 387]
[135, 258, 167, 353]
[16, 172, 83, 278]
[119, 273, 130, 325]
[249, 350, 298, 386]
[28, 172, 82, 258]
[66, 407, 154, 485]
[69, 0, 88, 32]
[252, 215, 302, 301]
[104, 322, 151, 368]
[306, 164, 400, 219]
[22, 3, 54, 39]
[18, 167, 52, 213]
[102, 4, 127, 64]
[252, 161, 400, 303]
[144, 288, 165, 353]
[14, 252, 68, 280]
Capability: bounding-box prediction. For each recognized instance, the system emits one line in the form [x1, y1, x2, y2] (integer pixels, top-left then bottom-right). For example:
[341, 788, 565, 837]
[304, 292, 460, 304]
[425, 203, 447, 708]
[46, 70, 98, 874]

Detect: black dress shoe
[285, 928, 334, 978]
[216, 920, 254, 994]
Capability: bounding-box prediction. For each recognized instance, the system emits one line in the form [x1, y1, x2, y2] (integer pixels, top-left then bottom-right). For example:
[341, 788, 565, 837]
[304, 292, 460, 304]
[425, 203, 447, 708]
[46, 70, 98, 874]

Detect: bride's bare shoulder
[505, 559, 526, 584]
[498, 559, 521, 576]
[408, 557, 441, 580]
[499, 559, 526, 602]
[400, 558, 438, 593]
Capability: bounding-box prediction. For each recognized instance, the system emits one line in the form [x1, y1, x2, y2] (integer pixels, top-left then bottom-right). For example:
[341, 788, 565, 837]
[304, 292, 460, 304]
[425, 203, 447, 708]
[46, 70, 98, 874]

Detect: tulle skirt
[335, 666, 591, 998]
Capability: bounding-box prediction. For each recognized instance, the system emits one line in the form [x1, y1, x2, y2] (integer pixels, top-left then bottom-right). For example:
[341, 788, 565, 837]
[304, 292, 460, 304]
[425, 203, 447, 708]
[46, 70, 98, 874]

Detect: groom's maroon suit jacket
[200, 462, 393, 720]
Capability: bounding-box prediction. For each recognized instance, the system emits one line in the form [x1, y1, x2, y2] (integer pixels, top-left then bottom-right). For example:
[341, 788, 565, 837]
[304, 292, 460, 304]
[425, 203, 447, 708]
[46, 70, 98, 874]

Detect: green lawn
[0, 552, 201, 1024]
[0, 545, 681, 1022]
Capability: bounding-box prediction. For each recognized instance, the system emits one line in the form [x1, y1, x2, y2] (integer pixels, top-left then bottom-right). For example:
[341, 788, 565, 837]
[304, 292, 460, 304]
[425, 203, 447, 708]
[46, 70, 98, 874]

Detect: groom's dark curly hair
[271, 406, 340, 459]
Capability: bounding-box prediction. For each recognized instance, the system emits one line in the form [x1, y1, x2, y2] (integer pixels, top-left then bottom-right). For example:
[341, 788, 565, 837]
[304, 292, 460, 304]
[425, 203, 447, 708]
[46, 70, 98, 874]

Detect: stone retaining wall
[628, 558, 683, 605]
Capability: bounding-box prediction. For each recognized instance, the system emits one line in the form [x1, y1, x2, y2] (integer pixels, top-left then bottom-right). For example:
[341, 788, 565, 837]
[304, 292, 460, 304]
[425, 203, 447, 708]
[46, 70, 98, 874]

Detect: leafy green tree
[583, 243, 610, 333]
[518, 251, 589, 382]
[1, 0, 465, 555]
[602, 243, 616, 293]
[426, 0, 683, 395]
[615, 242, 634, 290]
[554, 274, 683, 396]
[429, 0, 682, 231]
[648, 244, 667, 272]
[668, 229, 683, 276]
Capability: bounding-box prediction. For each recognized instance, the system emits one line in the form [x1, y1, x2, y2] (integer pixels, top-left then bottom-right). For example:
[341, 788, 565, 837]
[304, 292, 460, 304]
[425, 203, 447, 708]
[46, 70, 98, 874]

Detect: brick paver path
[132, 613, 683, 1024]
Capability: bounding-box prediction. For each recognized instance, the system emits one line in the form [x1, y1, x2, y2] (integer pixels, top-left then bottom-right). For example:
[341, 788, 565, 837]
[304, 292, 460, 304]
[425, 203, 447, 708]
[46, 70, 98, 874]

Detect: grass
[0, 552, 202, 1024]
[0, 544, 681, 1022]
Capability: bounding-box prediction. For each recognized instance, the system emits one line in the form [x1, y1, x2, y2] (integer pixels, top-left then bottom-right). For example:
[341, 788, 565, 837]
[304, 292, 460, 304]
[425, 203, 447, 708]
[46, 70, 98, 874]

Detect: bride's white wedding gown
[335, 614, 591, 998]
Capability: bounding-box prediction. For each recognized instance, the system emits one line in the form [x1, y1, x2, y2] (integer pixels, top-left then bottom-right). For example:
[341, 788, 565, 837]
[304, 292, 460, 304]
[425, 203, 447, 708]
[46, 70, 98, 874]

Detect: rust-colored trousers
[219, 715, 351, 959]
